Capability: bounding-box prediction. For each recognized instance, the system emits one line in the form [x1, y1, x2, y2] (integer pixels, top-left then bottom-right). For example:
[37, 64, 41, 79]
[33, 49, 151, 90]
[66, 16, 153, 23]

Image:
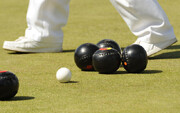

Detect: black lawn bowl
[74, 43, 99, 71]
[92, 48, 121, 74]
[122, 44, 148, 73]
[0, 71, 19, 100]
[97, 39, 121, 54]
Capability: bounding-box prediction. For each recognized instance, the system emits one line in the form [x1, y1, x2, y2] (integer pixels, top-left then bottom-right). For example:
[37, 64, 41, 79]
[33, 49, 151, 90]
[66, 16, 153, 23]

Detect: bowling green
[0, 0, 180, 113]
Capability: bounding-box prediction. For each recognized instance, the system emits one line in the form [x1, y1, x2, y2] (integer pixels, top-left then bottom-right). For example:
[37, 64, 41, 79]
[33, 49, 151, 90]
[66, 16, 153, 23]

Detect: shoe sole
[3, 48, 63, 53]
[3, 41, 63, 53]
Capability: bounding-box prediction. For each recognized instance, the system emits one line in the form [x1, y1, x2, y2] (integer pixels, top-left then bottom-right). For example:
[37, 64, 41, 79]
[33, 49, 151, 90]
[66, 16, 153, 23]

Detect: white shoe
[133, 38, 177, 56]
[3, 37, 63, 53]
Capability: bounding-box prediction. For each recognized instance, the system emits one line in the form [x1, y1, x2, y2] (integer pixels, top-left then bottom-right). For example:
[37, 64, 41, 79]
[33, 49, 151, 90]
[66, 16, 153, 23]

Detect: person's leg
[110, 0, 177, 56]
[3, 0, 70, 52]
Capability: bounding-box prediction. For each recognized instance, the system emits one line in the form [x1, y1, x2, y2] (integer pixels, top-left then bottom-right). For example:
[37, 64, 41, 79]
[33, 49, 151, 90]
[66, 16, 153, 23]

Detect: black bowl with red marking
[74, 43, 99, 71]
[97, 39, 121, 54]
[122, 44, 148, 73]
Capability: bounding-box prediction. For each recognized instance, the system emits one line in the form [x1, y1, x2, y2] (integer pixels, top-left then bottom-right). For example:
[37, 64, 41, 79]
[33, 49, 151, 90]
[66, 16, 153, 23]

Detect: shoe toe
[138, 38, 177, 56]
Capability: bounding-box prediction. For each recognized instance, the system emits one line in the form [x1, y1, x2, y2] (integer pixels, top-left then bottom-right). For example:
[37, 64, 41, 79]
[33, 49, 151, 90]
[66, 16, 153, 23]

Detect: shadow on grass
[7, 49, 75, 54]
[63, 81, 79, 84]
[63, 49, 75, 53]
[139, 70, 163, 74]
[114, 70, 162, 74]
[8, 52, 35, 55]
[149, 51, 180, 60]
[165, 44, 180, 49]
[149, 44, 180, 60]
[114, 71, 129, 74]
[2, 96, 35, 101]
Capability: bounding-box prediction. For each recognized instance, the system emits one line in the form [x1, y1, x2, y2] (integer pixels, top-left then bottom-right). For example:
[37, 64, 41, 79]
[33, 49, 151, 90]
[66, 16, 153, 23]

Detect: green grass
[0, 0, 180, 113]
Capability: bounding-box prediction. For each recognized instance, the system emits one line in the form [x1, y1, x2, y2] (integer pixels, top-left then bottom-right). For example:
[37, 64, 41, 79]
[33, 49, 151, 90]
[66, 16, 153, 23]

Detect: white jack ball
[56, 67, 72, 83]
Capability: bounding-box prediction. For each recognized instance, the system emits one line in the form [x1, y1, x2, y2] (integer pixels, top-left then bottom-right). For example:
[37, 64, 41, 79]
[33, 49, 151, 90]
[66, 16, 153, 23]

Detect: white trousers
[25, 0, 70, 43]
[110, 0, 176, 44]
[25, 0, 175, 44]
